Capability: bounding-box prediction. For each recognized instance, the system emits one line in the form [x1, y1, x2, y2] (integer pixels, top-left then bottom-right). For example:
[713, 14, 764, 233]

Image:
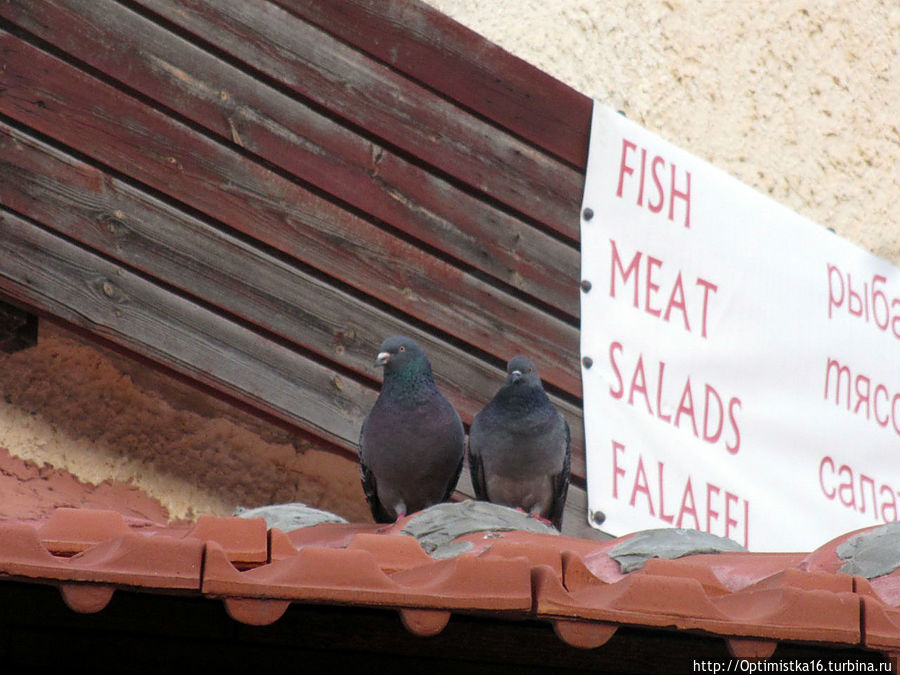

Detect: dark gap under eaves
[0, 298, 38, 353]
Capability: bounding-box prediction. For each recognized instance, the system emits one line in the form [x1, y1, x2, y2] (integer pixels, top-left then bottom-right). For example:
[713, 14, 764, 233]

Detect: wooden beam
[0, 30, 582, 397]
[0, 209, 374, 449]
[128, 0, 584, 241]
[283, 0, 594, 170]
[0, 0, 581, 318]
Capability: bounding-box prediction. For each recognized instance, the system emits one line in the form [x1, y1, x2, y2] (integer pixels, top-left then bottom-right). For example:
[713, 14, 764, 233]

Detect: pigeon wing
[358, 454, 394, 523]
[547, 419, 571, 530]
[359, 413, 395, 523]
[466, 420, 489, 502]
[443, 452, 465, 502]
[438, 405, 465, 502]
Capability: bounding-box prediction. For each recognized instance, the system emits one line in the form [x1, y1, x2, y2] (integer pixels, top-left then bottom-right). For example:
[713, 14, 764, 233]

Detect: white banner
[580, 102, 900, 551]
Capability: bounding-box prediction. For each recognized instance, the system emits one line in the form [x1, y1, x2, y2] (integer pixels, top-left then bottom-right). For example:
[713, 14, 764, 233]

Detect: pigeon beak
[374, 351, 391, 368]
[509, 370, 523, 383]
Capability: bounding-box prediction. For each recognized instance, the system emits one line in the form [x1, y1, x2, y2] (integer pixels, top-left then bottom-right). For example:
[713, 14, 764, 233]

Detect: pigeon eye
[398, 345, 406, 352]
[528, 367, 533, 373]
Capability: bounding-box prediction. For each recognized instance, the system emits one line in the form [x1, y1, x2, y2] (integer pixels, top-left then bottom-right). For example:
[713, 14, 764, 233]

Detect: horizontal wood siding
[281, 0, 593, 169]
[2, 0, 581, 316]
[0, 211, 375, 447]
[0, 0, 597, 536]
[131, 0, 585, 241]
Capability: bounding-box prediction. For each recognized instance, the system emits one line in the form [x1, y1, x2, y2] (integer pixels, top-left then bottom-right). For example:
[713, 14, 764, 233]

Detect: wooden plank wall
[0, 0, 600, 536]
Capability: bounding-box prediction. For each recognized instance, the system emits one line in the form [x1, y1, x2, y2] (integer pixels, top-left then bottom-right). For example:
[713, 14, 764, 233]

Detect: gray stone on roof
[610, 528, 747, 573]
[234, 503, 348, 530]
[402, 500, 558, 558]
[837, 522, 900, 579]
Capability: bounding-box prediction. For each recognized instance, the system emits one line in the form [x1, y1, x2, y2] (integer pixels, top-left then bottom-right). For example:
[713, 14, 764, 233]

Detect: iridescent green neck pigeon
[359, 336, 465, 523]
[467, 355, 570, 529]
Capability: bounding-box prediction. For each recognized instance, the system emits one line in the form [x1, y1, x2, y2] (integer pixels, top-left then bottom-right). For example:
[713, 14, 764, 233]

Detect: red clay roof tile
[280, 522, 384, 554]
[346, 532, 434, 573]
[0, 518, 203, 613]
[37, 507, 131, 555]
[858, 577, 900, 652]
[0, 504, 898, 663]
[184, 514, 268, 567]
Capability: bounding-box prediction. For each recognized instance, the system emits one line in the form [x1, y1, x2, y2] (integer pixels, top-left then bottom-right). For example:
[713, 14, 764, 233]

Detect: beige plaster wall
[426, 0, 899, 265]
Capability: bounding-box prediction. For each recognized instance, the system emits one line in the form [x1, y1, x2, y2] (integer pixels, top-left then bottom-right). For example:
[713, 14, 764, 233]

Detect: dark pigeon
[359, 336, 465, 523]
[467, 356, 570, 529]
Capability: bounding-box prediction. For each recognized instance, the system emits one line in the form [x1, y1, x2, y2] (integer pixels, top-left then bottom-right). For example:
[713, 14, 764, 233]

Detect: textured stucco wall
[426, 0, 899, 265]
[0, 324, 371, 522]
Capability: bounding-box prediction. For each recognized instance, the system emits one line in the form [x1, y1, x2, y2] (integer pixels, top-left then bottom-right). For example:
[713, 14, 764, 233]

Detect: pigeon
[358, 336, 465, 523]
[467, 355, 570, 529]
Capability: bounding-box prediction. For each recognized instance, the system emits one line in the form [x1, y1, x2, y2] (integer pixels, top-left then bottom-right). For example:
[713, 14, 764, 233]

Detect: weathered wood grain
[0, 121, 589, 482]
[128, 0, 584, 241]
[282, 0, 593, 170]
[0, 30, 583, 397]
[0, 0, 580, 317]
[0, 209, 374, 448]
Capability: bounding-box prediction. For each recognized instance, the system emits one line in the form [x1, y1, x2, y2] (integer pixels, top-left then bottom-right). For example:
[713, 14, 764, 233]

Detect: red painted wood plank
[0, 120, 587, 481]
[283, 0, 593, 170]
[0, 0, 579, 318]
[0, 31, 582, 397]
[129, 0, 583, 242]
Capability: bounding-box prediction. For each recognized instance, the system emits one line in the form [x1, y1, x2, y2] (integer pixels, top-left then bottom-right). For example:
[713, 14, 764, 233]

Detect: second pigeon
[467, 355, 570, 529]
